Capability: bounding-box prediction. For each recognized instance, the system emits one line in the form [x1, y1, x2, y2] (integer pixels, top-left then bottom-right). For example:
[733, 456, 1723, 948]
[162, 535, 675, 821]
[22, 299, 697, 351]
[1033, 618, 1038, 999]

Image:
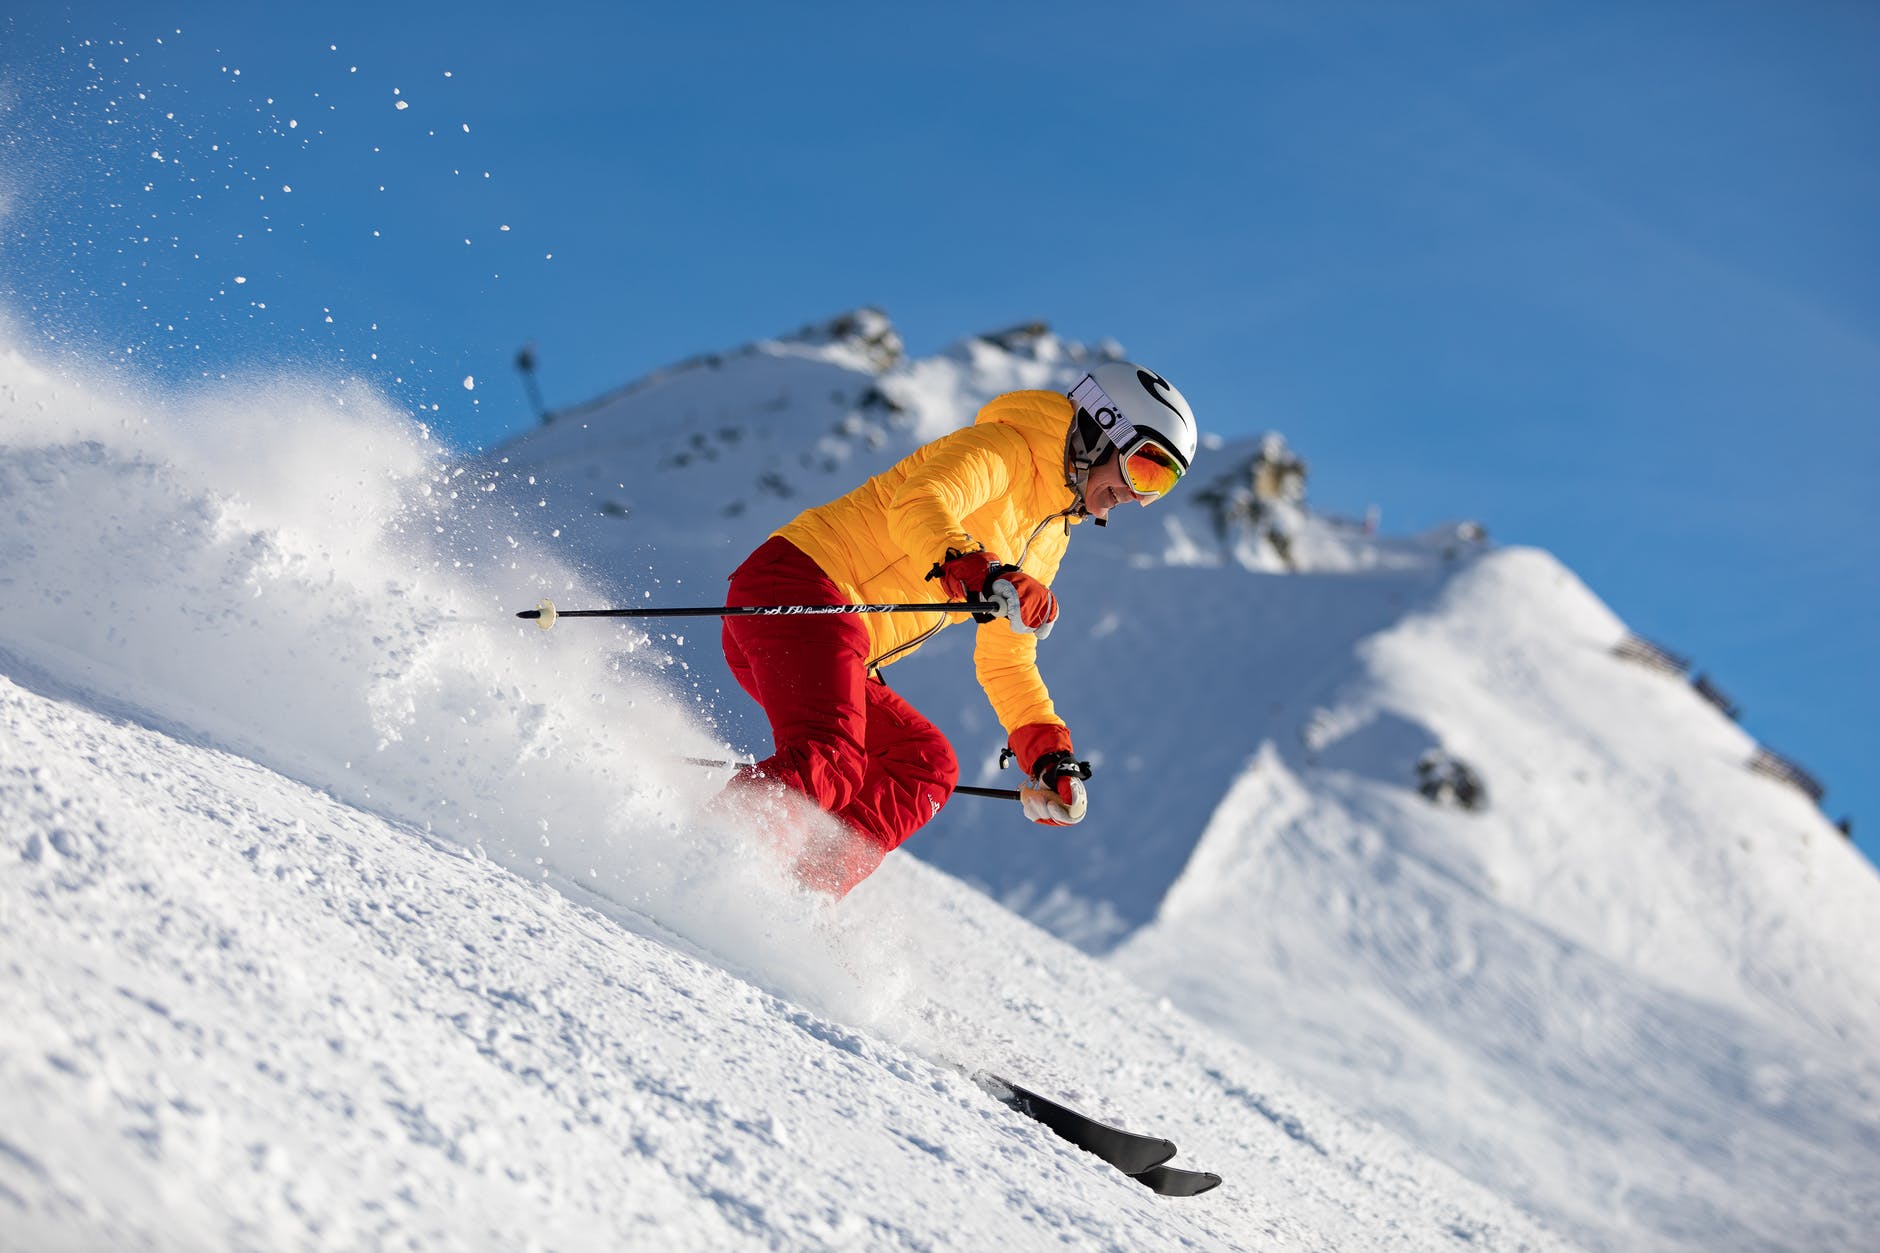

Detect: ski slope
[0, 330, 1560, 1249]
[5, 310, 1878, 1250]
[2, 664, 1560, 1251]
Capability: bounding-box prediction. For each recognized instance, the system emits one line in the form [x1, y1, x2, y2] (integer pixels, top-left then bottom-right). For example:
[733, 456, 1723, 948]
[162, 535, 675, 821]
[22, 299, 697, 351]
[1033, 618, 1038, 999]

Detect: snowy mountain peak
[491, 310, 1153, 555]
[773, 305, 905, 370]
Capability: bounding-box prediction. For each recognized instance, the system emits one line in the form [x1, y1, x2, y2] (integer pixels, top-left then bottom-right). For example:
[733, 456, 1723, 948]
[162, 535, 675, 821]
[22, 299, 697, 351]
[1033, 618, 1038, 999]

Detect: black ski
[975, 1072, 1176, 1176]
[1133, 1163, 1223, 1197]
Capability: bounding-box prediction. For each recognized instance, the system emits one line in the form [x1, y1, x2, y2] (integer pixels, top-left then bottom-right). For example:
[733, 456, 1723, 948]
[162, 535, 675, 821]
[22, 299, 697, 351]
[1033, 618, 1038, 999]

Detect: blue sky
[3, 1, 1875, 860]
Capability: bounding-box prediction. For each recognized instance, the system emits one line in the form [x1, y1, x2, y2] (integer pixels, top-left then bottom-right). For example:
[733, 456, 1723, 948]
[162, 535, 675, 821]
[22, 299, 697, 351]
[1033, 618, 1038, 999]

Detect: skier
[718, 362, 1199, 895]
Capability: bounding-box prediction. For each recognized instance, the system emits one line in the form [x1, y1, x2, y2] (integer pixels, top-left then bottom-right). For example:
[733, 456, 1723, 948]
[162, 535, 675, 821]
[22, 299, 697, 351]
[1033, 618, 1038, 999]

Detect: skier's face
[1083, 453, 1154, 521]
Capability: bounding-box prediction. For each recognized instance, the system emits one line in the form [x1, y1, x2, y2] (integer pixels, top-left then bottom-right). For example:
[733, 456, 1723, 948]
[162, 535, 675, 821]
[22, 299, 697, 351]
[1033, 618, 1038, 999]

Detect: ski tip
[1132, 1164, 1223, 1197]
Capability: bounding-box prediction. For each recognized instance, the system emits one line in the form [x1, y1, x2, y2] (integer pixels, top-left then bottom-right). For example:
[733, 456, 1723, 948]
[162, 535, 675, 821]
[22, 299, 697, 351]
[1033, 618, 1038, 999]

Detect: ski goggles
[1119, 438, 1185, 501]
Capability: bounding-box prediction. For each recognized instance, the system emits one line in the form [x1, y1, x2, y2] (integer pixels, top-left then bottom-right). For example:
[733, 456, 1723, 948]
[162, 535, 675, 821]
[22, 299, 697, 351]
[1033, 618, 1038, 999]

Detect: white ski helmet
[1066, 361, 1198, 495]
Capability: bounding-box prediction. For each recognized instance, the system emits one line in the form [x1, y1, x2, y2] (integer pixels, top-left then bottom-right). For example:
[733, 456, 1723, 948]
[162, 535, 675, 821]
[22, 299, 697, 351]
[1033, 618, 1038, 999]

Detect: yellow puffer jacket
[774, 389, 1084, 736]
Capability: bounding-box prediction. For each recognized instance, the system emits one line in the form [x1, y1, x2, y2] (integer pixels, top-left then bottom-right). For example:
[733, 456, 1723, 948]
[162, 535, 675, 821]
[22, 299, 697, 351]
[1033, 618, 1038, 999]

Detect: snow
[4, 310, 1878, 1250]
[1107, 547, 1880, 1248]
[6, 655, 1566, 1250]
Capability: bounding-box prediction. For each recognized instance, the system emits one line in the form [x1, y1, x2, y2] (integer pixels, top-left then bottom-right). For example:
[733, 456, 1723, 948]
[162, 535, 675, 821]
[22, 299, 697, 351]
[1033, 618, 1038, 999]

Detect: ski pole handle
[519, 597, 990, 629]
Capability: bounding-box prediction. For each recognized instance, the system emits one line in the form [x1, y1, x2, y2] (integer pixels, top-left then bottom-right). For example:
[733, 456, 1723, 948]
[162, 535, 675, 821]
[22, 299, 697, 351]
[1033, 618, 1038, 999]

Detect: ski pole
[517, 598, 990, 630]
[685, 757, 1021, 802]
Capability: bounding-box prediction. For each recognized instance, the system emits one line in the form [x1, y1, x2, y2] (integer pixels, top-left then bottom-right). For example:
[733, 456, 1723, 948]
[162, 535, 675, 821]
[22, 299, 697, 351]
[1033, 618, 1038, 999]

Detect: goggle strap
[1069, 375, 1144, 454]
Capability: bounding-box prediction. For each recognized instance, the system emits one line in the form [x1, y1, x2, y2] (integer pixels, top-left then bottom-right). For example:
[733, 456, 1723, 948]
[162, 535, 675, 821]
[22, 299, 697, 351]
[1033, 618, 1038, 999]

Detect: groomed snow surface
[1, 669, 1553, 1251]
[4, 317, 1877, 1250]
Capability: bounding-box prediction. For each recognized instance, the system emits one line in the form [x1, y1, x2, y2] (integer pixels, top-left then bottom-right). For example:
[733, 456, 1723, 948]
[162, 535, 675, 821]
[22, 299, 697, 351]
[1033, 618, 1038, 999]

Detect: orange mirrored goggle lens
[1122, 440, 1184, 499]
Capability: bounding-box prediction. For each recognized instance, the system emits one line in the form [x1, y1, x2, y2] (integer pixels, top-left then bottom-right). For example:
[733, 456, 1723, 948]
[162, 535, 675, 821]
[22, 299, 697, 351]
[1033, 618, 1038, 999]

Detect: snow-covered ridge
[491, 308, 1401, 580]
[1117, 546, 1880, 1248]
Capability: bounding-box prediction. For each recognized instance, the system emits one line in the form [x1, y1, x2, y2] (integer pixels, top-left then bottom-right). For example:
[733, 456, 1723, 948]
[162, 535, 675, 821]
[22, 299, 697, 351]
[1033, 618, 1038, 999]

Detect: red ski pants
[721, 537, 958, 876]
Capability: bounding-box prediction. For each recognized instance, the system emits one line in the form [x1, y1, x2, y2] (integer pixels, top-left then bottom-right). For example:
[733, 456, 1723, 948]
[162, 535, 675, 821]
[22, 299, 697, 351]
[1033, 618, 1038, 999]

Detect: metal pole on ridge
[517, 598, 990, 630]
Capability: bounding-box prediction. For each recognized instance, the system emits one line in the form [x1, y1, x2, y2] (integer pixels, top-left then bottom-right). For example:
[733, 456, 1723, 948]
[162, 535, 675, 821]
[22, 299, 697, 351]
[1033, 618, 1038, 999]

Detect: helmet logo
[1137, 369, 1184, 421]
